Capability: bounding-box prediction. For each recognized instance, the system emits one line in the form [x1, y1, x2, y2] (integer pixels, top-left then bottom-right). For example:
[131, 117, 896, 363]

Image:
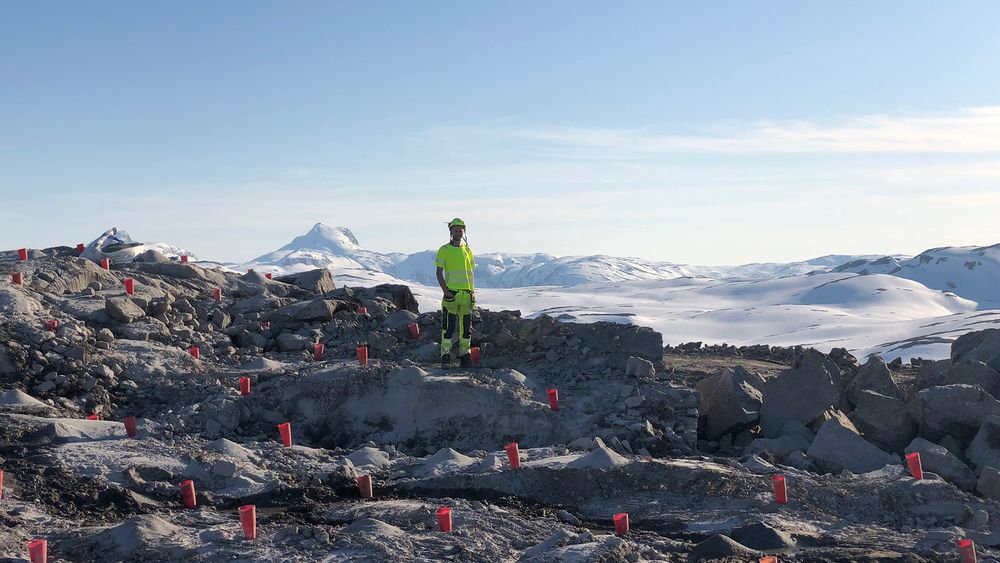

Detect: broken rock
[759, 348, 844, 437]
[105, 297, 146, 323]
[849, 390, 916, 453]
[625, 356, 655, 378]
[276, 333, 310, 352]
[944, 360, 1000, 397]
[914, 384, 1000, 443]
[696, 365, 763, 441]
[966, 415, 1000, 473]
[916, 358, 952, 390]
[951, 328, 1000, 372]
[744, 420, 813, 460]
[269, 298, 340, 324]
[977, 466, 1000, 500]
[275, 268, 336, 294]
[806, 416, 898, 474]
[846, 354, 901, 407]
[905, 437, 976, 491]
[383, 309, 418, 330]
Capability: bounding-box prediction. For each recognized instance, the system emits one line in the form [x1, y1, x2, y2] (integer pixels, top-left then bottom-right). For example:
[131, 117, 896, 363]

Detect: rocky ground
[3, 247, 1000, 562]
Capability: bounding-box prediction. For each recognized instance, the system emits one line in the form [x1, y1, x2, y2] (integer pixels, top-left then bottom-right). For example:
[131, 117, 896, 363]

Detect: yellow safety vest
[435, 243, 476, 290]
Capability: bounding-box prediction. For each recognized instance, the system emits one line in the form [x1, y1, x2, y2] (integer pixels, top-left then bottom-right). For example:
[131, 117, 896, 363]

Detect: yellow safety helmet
[448, 218, 466, 228]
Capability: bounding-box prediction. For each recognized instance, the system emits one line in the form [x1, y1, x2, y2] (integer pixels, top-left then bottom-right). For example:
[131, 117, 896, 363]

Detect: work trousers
[441, 289, 474, 357]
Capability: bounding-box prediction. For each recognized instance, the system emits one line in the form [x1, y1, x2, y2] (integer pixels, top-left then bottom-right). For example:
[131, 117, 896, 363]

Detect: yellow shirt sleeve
[434, 246, 446, 269]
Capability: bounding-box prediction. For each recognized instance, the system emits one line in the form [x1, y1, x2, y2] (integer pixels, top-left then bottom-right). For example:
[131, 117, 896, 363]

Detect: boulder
[96, 328, 115, 343]
[148, 297, 171, 316]
[759, 348, 845, 437]
[115, 319, 171, 343]
[944, 360, 1000, 397]
[828, 347, 859, 372]
[952, 329, 1000, 373]
[275, 269, 336, 294]
[210, 309, 232, 330]
[133, 249, 170, 263]
[966, 415, 1000, 473]
[367, 284, 419, 314]
[744, 421, 813, 459]
[846, 354, 901, 407]
[977, 466, 1000, 500]
[229, 293, 287, 316]
[744, 434, 811, 459]
[367, 331, 397, 352]
[807, 407, 853, 434]
[916, 358, 952, 390]
[276, 333, 310, 352]
[806, 416, 898, 474]
[696, 366, 764, 441]
[625, 356, 655, 379]
[783, 450, 816, 471]
[384, 309, 419, 331]
[0, 348, 18, 376]
[105, 297, 146, 323]
[133, 262, 228, 285]
[905, 437, 976, 490]
[268, 298, 341, 324]
[849, 390, 916, 453]
[233, 330, 268, 349]
[914, 384, 1000, 443]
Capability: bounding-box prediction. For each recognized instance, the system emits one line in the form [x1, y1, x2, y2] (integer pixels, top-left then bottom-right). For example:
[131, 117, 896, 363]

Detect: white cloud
[862, 191, 1000, 208]
[869, 160, 1000, 184]
[424, 106, 1000, 156]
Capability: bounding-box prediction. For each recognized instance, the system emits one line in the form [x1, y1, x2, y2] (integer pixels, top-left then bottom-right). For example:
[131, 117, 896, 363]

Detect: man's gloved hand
[443, 289, 455, 300]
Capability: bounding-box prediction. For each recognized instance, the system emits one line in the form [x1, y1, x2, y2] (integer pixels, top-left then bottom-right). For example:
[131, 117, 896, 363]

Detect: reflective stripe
[445, 271, 473, 286]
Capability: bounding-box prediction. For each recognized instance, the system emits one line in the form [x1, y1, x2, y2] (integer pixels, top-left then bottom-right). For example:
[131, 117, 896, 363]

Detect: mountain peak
[278, 223, 363, 254]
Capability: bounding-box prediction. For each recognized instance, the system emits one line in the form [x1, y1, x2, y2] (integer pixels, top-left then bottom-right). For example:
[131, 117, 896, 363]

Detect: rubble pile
[2, 247, 1000, 561]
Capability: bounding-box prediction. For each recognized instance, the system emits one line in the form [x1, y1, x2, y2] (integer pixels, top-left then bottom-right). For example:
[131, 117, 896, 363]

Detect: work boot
[458, 354, 473, 368]
[440, 354, 451, 370]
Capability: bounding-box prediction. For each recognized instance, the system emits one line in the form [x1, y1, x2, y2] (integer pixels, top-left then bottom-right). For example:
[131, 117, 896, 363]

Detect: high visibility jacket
[435, 243, 476, 290]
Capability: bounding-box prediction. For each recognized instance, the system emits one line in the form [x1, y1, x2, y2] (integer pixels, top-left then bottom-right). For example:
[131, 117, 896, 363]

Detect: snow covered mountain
[245, 224, 402, 273]
[471, 272, 986, 361]
[832, 244, 1000, 308]
[239, 223, 882, 288]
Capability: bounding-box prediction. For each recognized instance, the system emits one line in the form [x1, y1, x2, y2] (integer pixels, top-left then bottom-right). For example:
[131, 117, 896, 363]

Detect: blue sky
[2, 1, 999, 264]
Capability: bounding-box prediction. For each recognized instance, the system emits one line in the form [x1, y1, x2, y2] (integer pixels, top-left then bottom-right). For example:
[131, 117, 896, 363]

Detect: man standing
[436, 218, 476, 369]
